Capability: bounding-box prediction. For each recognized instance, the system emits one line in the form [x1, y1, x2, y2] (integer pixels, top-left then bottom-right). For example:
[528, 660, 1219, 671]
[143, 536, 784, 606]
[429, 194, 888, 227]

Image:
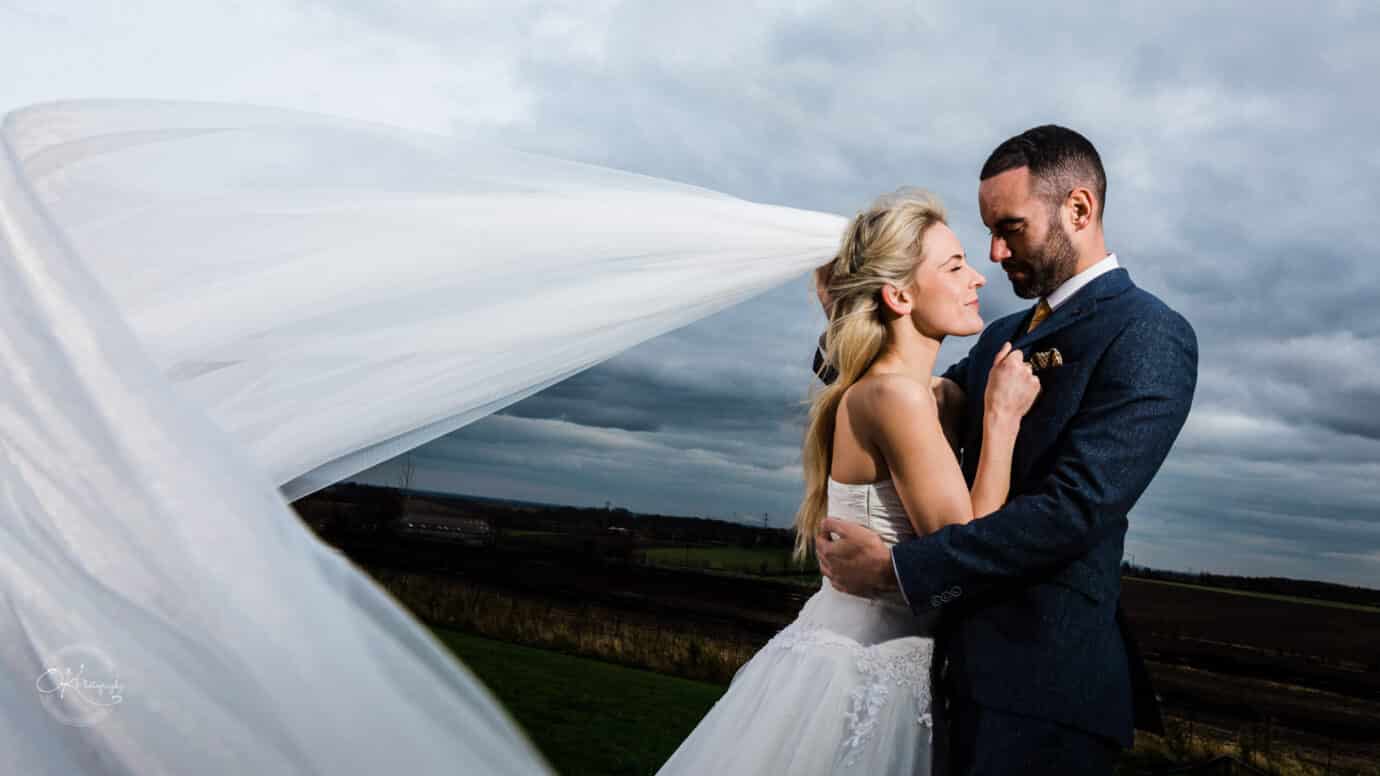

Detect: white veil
[0, 100, 843, 774]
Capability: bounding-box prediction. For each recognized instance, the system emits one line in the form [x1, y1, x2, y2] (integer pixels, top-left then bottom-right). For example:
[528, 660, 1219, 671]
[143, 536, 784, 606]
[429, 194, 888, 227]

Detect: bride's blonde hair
[793, 188, 947, 562]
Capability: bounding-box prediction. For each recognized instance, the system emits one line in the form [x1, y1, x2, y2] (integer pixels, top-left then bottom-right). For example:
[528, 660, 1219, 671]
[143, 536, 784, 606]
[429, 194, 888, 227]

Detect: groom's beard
[1004, 215, 1078, 299]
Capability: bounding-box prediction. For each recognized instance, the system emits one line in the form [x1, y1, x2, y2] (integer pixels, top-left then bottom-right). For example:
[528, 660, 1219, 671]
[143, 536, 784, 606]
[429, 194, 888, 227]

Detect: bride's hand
[983, 342, 1040, 426]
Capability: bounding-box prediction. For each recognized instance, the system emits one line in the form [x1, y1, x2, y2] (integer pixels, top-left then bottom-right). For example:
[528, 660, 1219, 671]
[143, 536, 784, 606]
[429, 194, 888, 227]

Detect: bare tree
[396, 453, 416, 520]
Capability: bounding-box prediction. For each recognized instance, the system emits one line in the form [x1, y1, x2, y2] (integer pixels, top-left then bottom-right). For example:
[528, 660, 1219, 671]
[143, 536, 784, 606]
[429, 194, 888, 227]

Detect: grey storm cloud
[353, 1, 1380, 587]
[5, 0, 1370, 584]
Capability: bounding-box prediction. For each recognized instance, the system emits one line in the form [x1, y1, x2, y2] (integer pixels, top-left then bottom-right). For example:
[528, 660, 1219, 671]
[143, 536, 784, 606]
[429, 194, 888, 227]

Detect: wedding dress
[656, 477, 940, 775]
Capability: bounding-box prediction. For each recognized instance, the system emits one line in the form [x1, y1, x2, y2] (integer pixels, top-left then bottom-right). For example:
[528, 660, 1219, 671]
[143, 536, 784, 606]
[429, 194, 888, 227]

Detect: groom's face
[978, 166, 1078, 300]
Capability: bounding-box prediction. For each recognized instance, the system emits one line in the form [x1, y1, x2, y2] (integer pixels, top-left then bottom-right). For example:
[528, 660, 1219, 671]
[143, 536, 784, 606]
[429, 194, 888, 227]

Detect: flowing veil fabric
[0, 100, 844, 773]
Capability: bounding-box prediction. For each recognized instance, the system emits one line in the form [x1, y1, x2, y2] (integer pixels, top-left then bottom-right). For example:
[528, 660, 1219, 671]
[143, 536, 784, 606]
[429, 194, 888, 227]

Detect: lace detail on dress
[763, 621, 935, 766]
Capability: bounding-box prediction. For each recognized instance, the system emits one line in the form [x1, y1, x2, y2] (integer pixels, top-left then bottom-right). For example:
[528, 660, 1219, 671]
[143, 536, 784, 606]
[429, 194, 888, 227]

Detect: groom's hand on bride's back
[816, 517, 897, 596]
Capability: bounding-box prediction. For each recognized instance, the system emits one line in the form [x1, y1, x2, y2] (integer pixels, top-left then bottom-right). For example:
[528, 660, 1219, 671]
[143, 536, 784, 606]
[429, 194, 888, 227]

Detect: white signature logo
[35, 644, 125, 727]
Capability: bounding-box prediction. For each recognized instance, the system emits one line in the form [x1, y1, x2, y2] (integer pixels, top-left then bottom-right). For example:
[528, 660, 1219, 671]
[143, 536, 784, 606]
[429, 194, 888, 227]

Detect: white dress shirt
[888, 253, 1120, 605]
[1046, 253, 1119, 311]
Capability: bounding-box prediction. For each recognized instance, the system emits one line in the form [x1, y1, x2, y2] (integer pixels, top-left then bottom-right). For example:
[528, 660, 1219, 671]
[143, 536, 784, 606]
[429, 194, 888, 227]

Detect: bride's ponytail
[793, 189, 946, 562]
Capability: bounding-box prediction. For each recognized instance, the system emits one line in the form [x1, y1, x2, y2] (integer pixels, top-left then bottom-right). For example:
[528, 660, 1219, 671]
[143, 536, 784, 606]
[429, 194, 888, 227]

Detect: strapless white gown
[656, 478, 940, 775]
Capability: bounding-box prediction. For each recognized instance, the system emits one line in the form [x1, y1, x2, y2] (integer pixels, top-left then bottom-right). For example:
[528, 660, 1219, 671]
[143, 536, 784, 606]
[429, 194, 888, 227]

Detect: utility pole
[395, 453, 416, 523]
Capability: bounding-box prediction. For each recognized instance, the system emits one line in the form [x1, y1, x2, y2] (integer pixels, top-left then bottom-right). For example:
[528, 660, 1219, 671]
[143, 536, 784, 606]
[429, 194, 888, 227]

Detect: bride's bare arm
[870, 377, 975, 536]
[969, 344, 1041, 517]
[873, 346, 1038, 535]
[968, 409, 1022, 519]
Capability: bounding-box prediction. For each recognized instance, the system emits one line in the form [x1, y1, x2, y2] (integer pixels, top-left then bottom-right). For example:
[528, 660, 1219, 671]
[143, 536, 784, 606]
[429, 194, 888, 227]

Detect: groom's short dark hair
[981, 125, 1107, 222]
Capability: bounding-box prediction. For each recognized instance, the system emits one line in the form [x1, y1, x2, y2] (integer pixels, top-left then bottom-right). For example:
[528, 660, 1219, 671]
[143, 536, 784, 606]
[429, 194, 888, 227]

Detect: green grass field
[433, 627, 1351, 776]
[433, 627, 726, 776]
[642, 544, 807, 574]
[1124, 576, 1380, 614]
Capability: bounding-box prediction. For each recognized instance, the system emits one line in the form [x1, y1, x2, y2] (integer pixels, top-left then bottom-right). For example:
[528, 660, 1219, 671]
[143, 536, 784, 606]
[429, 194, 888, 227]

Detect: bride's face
[905, 223, 986, 338]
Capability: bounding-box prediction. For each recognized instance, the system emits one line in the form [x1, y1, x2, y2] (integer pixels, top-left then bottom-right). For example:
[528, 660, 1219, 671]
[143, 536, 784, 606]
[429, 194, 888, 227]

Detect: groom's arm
[891, 311, 1198, 613]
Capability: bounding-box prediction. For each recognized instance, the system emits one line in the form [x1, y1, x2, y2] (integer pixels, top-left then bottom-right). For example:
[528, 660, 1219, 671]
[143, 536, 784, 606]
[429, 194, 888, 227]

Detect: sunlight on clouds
[0, 0, 532, 132]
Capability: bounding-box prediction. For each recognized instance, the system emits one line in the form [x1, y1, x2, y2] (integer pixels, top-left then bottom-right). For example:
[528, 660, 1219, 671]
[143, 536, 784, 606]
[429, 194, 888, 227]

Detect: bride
[656, 189, 1041, 775]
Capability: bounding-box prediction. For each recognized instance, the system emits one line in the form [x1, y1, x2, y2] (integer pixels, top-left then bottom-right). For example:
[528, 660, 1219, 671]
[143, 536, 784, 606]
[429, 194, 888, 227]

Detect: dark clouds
[20, 0, 1357, 586]
[341, 1, 1380, 588]
[5, 4, 1371, 578]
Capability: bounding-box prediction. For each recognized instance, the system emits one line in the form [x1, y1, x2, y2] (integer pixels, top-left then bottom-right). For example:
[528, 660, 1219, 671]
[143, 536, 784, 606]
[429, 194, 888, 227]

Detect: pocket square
[1031, 348, 1063, 373]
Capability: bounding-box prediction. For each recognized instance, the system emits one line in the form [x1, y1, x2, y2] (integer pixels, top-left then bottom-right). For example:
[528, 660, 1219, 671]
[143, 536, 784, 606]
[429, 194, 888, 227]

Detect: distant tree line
[291, 482, 794, 554]
[1121, 561, 1380, 608]
[293, 483, 1375, 605]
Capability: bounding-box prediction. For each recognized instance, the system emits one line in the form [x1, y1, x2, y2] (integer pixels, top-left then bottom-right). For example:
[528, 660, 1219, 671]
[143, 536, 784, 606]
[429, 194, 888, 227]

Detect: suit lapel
[962, 269, 1133, 476]
[1012, 297, 1091, 349]
[1011, 268, 1133, 350]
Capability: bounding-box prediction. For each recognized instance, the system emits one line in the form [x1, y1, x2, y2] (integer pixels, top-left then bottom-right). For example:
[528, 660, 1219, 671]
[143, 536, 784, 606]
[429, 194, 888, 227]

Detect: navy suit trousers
[942, 700, 1122, 776]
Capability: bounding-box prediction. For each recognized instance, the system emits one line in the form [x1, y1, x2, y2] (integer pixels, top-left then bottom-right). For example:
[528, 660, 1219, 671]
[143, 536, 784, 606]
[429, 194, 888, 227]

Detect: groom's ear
[1065, 186, 1096, 231]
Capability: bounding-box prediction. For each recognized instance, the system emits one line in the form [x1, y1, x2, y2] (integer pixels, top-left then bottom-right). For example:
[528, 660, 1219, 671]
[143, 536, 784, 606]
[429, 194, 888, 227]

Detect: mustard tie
[1026, 299, 1053, 334]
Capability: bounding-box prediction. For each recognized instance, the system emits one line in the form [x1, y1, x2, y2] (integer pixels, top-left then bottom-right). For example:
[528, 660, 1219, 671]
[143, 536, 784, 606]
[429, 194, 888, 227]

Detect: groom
[814, 125, 1197, 774]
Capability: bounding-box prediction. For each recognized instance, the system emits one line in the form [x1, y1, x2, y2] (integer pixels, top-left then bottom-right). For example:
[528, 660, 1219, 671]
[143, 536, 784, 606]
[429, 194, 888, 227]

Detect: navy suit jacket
[814, 267, 1196, 747]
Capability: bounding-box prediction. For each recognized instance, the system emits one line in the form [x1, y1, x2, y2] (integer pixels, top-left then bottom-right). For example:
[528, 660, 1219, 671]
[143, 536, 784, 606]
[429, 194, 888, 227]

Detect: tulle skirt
[656, 580, 940, 775]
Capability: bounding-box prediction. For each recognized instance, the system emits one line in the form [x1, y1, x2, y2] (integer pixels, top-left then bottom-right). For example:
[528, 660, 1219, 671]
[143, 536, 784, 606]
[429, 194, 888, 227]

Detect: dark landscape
[293, 482, 1380, 775]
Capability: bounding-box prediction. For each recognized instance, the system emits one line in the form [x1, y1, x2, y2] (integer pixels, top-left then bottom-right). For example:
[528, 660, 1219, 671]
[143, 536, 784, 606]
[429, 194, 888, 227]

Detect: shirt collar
[1046, 253, 1119, 311]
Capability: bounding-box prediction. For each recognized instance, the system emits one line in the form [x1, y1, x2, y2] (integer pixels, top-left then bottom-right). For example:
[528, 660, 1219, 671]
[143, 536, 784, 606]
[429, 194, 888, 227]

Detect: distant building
[393, 510, 494, 547]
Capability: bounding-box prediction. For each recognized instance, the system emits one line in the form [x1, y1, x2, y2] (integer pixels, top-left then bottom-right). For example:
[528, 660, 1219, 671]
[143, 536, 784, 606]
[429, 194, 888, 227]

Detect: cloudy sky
[4, 1, 1378, 587]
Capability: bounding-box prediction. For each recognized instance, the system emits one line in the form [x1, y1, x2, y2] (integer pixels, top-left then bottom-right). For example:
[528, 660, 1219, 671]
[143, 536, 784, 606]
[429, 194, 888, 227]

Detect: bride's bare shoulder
[848, 373, 937, 416]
